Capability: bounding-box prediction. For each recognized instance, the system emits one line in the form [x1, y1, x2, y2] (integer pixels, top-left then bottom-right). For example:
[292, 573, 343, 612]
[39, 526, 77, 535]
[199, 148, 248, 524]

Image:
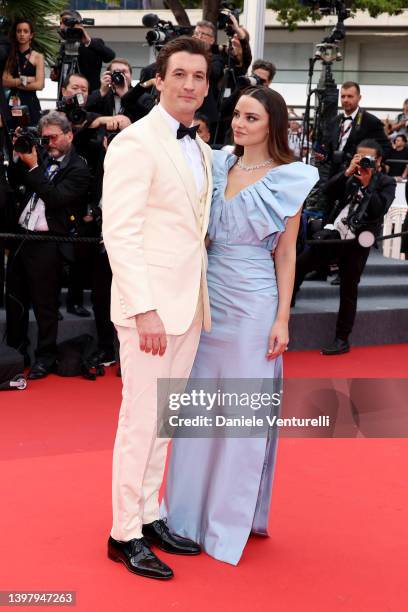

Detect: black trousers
[65, 243, 114, 352]
[6, 238, 62, 365]
[91, 248, 114, 353]
[294, 240, 371, 341]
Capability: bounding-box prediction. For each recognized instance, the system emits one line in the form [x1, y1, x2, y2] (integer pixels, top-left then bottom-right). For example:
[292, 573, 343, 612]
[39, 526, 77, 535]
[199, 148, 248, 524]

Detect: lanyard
[22, 162, 60, 229]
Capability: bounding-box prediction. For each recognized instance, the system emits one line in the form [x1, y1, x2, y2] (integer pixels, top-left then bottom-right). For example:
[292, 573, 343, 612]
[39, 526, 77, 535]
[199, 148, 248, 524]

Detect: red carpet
[1, 344, 407, 611]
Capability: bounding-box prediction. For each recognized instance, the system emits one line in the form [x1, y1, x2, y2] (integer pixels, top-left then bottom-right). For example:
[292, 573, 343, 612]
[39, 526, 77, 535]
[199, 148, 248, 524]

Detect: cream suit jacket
[102, 105, 213, 335]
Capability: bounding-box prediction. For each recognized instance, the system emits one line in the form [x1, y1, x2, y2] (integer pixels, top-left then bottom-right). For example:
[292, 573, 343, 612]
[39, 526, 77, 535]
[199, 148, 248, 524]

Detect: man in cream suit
[102, 36, 213, 580]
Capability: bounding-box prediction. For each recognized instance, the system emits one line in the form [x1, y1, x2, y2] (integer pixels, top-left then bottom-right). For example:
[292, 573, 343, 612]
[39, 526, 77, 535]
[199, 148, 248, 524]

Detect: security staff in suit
[294, 139, 396, 355]
[103, 36, 213, 580]
[6, 111, 90, 379]
[327, 81, 391, 176]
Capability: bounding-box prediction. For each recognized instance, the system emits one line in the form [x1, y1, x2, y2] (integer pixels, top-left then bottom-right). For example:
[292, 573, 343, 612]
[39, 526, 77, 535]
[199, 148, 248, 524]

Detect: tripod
[57, 40, 81, 100]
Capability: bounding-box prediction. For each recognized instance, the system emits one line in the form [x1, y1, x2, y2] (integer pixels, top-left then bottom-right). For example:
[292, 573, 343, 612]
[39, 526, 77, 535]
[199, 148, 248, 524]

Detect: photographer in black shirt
[293, 139, 396, 355]
[51, 10, 115, 93]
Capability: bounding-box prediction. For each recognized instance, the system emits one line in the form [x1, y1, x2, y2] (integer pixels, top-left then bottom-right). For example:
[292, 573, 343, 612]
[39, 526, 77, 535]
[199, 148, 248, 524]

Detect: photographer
[52, 10, 115, 93]
[86, 58, 152, 123]
[5, 111, 91, 379]
[191, 21, 225, 133]
[325, 81, 391, 176]
[293, 139, 396, 355]
[60, 73, 130, 171]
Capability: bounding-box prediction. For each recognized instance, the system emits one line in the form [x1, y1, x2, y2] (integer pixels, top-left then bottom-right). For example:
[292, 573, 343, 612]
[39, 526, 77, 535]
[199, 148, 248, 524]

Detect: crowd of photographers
[0, 8, 407, 375]
[0, 7, 279, 379]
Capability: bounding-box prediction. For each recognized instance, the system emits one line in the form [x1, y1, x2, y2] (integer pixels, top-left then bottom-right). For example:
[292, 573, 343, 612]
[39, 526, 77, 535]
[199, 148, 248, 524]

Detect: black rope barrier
[306, 230, 408, 245]
[0, 233, 101, 243]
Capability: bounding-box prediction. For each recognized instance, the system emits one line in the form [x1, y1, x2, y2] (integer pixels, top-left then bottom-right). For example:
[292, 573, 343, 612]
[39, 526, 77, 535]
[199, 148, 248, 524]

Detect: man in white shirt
[102, 36, 213, 581]
[6, 111, 90, 378]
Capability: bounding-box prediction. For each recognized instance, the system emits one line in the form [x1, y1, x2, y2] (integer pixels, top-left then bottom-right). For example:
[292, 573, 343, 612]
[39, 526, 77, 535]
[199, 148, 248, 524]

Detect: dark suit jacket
[329, 109, 391, 167]
[324, 170, 396, 235]
[9, 147, 91, 235]
[85, 86, 151, 123]
[77, 38, 115, 92]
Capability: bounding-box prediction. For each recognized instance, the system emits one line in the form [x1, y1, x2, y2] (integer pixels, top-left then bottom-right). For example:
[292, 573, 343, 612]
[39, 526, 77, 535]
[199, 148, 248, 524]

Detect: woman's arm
[2, 53, 45, 91]
[2, 69, 19, 89]
[24, 52, 45, 91]
[267, 210, 301, 360]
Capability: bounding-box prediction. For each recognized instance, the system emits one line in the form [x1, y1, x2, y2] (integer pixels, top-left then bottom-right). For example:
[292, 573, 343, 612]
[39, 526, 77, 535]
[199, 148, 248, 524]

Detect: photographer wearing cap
[51, 10, 115, 93]
[5, 110, 91, 379]
[293, 139, 396, 355]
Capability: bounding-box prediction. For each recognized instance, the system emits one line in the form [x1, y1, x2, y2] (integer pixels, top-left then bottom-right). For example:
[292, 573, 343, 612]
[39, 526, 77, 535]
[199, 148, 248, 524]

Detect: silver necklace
[237, 157, 274, 171]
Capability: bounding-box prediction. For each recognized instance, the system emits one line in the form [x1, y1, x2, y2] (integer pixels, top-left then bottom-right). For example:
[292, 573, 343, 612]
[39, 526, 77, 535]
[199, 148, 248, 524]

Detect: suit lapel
[196, 137, 213, 238]
[148, 106, 200, 221]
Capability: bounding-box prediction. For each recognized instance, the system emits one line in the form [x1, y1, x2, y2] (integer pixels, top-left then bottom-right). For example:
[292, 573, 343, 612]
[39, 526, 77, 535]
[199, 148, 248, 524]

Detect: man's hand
[229, 14, 246, 40]
[16, 145, 38, 169]
[74, 24, 91, 45]
[91, 115, 131, 131]
[345, 153, 363, 177]
[99, 70, 112, 96]
[345, 153, 374, 187]
[136, 310, 167, 356]
[106, 115, 131, 131]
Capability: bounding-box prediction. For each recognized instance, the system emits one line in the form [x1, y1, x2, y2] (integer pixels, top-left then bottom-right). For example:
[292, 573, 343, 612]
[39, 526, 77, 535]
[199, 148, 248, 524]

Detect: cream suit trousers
[111, 300, 203, 541]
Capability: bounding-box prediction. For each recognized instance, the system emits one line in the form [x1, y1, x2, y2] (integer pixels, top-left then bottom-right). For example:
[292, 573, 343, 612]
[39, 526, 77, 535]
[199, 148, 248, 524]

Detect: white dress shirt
[19, 156, 65, 231]
[158, 103, 205, 194]
[338, 107, 359, 152]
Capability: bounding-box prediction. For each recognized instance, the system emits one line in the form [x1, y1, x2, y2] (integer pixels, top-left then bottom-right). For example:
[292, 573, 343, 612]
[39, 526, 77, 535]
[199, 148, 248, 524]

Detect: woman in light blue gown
[163, 87, 319, 565]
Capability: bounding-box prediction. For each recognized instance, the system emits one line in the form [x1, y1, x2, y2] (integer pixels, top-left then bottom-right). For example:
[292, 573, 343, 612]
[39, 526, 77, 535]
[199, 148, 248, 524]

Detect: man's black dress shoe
[304, 270, 328, 282]
[88, 348, 116, 367]
[67, 304, 91, 318]
[107, 536, 173, 580]
[142, 519, 201, 555]
[27, 361, 54, 380]
[321, 338, 350, 356]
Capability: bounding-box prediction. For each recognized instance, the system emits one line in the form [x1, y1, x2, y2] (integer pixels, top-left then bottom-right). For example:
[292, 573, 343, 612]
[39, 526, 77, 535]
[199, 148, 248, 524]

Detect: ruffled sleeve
[243, 161, 319, 241]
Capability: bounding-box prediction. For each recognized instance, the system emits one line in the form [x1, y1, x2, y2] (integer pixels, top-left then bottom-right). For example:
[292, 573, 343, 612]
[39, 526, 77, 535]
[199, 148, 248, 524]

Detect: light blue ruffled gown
[162, 151, 319, 565]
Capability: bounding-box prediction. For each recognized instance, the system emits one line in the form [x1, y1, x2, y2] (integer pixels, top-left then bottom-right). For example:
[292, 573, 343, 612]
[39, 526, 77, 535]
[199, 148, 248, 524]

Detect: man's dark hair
[395, 134, 407, 144]
[60, 9, 81, 21]
[195, 20, 216, 39]
[62, 72, 89, 91]
[342, 81, 360, 95]
[357, 138, 383, 158]
[252, 59, 276, 83]
[156, 36, 211, 80]
[194, 112, 210, 129]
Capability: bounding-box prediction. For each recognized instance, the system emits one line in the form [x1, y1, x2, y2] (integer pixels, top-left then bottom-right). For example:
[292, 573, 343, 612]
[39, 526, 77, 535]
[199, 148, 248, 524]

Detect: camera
[142, 13, 191, 49]
[57, 94, 87, 125]
[358, 155, 376, 169]
[13, 128, 49, 154]
[59, 13, 95, 42]
[110, 70, 125, 88]
[237, 74, 265, 89]
[10, 108, 49, 153]
[217, 2, 241, 38]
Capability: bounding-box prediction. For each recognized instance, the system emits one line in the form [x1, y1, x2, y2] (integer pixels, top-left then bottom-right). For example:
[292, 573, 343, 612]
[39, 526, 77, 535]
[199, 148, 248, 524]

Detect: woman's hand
[267, 319, 289, 360]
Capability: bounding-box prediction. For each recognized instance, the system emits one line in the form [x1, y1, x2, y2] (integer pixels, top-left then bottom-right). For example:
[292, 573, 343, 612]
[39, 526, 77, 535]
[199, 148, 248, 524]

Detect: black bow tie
[176, 124, 199, 140]
[341, 115, 353, 123]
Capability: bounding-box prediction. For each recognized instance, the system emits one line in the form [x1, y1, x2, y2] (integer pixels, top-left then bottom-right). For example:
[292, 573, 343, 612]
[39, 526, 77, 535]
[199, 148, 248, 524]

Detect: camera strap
[21, 161, 60, 230]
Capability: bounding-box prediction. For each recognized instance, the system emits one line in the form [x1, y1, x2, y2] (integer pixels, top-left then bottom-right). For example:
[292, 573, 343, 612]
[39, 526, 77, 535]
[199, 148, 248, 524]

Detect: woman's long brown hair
[233, 86, 294, 165]
[5, 20, 35, 75]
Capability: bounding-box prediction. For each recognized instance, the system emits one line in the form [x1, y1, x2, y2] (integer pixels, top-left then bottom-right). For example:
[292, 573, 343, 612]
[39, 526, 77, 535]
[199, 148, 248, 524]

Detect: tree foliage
[267, 0, 407, 30]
